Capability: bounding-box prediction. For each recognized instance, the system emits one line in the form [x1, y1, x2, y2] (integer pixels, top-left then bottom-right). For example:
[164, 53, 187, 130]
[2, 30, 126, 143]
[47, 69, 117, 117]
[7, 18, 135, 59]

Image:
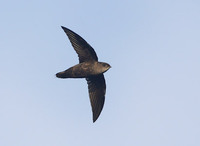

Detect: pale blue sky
[1, 0, 200, 146]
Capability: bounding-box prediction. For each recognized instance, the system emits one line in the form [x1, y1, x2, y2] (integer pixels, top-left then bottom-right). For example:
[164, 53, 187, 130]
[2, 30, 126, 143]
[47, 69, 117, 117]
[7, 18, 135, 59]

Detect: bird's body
[56, 26, 111, 122]
[56, 61, 110, 78]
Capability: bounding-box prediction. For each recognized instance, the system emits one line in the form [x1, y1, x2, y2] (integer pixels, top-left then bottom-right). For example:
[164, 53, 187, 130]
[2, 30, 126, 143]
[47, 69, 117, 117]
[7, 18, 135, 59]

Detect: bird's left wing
[61, 26, 98, 63]
[86, 74, 106, 122]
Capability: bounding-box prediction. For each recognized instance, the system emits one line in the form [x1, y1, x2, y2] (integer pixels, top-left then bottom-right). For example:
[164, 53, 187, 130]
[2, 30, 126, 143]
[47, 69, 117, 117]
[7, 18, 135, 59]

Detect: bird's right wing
[86, 74, 106, 122]
[61, 26, 98, 63]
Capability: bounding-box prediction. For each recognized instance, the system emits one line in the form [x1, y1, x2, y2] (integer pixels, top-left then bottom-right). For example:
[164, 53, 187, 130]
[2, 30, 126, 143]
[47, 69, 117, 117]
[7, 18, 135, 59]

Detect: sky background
[1, 0, 200, 145]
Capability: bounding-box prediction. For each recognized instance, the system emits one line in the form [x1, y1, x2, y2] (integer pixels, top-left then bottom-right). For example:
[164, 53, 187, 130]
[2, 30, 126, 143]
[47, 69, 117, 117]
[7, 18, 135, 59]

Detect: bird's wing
[86, 74, 106, 122]
[61, 26, 98, 63]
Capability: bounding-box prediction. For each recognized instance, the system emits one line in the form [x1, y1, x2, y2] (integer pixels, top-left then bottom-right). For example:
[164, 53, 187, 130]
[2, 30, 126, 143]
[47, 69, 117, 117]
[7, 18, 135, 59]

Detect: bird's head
[98, 62, 111, 73]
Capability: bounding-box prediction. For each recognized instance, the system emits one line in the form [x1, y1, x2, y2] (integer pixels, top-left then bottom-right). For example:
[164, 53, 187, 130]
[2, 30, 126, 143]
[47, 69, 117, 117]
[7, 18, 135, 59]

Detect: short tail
[56, 71, 69, 78]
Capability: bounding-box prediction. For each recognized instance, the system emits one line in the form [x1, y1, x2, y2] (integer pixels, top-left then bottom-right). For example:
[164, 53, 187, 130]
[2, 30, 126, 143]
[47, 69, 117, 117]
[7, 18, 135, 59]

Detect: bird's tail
[56, 70, 71, 78]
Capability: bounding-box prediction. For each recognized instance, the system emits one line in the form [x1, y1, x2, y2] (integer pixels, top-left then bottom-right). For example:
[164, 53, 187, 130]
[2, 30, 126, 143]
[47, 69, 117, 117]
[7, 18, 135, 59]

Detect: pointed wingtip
[93, 118, 97, 123]
[93, 113, 101, 123]
[61, 26, 66, 30]
[61, 26, 72, 33]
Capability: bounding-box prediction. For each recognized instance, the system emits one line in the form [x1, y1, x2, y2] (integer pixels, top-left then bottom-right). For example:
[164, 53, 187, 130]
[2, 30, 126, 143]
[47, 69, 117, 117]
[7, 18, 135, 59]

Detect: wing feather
[61, 26, 98, 63]
[86, 74, 106, 122]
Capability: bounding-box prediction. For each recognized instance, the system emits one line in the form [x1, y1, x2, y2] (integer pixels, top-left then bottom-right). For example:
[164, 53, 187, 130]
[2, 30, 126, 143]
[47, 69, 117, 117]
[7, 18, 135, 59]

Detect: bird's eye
[103, 64, 108, 67]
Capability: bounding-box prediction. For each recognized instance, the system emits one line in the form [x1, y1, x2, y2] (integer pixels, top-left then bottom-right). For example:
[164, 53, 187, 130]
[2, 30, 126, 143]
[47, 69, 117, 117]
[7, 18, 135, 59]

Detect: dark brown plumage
[56, 26, 111, 122]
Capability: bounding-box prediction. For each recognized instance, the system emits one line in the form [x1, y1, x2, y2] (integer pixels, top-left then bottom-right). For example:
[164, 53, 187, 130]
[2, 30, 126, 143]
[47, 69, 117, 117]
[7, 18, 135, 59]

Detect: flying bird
[56, 26, 111, 122]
